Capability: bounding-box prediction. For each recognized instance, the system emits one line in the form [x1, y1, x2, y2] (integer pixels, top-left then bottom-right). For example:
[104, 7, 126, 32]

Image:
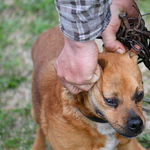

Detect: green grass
[136, 0, 150, 30]
[137, 134, 150, 149]
[0, 1, 7, 12]
[0, 0, 58, 149]
[0, 104, 36, 150]
[0, 0, 58, 92]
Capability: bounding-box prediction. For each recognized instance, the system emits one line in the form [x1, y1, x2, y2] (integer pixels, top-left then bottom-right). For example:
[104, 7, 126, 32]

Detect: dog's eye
[104, 97, 118, 107]
[135, 91, 144, 103]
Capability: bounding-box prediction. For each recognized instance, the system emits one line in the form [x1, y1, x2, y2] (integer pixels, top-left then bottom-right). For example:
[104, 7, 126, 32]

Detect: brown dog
[31, 27, 146, 150]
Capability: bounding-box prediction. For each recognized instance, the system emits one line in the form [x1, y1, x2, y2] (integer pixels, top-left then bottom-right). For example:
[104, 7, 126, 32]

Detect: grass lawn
[0, 0, 150, 149]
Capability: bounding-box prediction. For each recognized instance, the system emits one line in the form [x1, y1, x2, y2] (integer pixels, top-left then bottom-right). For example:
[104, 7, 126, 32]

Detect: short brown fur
[31, 28, 146, 150]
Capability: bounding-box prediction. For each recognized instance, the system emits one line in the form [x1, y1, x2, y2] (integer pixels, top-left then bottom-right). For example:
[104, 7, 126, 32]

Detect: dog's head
[84, 47, 145, 138]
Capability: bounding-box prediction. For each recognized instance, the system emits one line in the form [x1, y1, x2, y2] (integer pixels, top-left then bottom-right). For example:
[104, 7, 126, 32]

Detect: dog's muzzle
[127, 117, 143, 134]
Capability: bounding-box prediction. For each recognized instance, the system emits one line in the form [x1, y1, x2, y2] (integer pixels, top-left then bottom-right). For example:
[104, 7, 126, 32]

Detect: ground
[0, 0, 150, 149]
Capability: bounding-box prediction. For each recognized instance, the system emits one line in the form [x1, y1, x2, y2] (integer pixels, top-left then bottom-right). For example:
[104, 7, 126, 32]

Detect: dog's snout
[127, 117, 143, 133]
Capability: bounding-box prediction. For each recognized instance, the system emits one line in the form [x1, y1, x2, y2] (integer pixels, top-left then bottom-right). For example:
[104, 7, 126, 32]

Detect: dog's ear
[98, 59, 108, 70]
[127, 51, 138, 62]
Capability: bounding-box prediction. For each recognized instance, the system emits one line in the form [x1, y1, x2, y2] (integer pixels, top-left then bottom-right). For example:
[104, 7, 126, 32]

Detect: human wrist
[64, 36, 99, 58]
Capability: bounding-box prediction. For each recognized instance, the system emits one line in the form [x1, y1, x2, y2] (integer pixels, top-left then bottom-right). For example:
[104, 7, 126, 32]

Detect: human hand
[54, 36, 100, 94]
[101, 0, 139, 53]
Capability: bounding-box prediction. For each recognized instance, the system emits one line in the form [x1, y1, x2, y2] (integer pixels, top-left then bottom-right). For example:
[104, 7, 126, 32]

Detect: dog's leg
[31, 125, 46, 150]
[117, 139, 146, 150]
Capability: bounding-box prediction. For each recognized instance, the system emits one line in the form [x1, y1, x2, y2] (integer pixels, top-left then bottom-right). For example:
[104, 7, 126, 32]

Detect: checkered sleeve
[55, 0, 112, 42]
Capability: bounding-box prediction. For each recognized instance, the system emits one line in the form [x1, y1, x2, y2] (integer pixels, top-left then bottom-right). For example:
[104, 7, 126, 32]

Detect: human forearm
[55, 0, 112, 42]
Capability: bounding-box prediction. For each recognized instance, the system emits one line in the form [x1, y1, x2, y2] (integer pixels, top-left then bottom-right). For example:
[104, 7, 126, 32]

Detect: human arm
[54, 0, 139, 94]
[54, 0, 111, 94]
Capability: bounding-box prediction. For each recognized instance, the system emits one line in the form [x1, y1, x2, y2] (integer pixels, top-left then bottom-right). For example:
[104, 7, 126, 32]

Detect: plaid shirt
[55, 0, 112, 42]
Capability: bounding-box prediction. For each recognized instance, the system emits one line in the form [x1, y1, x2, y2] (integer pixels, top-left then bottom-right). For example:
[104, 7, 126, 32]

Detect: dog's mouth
[95, 109, 105, 119]
[90, 107, 108, 123]
[118, 129, 143, 139]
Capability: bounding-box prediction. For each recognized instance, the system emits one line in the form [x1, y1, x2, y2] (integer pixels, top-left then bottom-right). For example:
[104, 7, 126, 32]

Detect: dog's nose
[127, 117, 143, 133]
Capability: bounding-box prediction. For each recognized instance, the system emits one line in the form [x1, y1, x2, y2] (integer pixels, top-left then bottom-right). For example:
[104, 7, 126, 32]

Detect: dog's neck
[82, 114, 108, 123]
[74, 91, 119, 149]
[73, 91, 108, 123]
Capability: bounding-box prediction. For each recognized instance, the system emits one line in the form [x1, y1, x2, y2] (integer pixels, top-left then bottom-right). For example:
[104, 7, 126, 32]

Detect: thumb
[90, 63, 101, 83]
[101, 28, 126, 53]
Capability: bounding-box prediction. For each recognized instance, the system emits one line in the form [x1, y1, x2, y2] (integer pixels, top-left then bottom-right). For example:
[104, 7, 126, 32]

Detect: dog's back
[31, 27, 64, 68]
[31, 28, 64, 123]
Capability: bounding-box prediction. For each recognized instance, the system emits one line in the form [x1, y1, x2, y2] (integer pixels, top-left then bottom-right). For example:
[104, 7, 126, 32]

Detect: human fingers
[75, 83, 94, 92]
[101, 3, 126, 53]
[89, 63, 101, 83]
[74, 64, 100, 91]
[102, 0, 140, 54]
[130, 44, 141, 54]
[60, 78, 93, 94]
[60, 64, 100, 94]
[61, 81, 83, 94]
[102, 28, 126, 53]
